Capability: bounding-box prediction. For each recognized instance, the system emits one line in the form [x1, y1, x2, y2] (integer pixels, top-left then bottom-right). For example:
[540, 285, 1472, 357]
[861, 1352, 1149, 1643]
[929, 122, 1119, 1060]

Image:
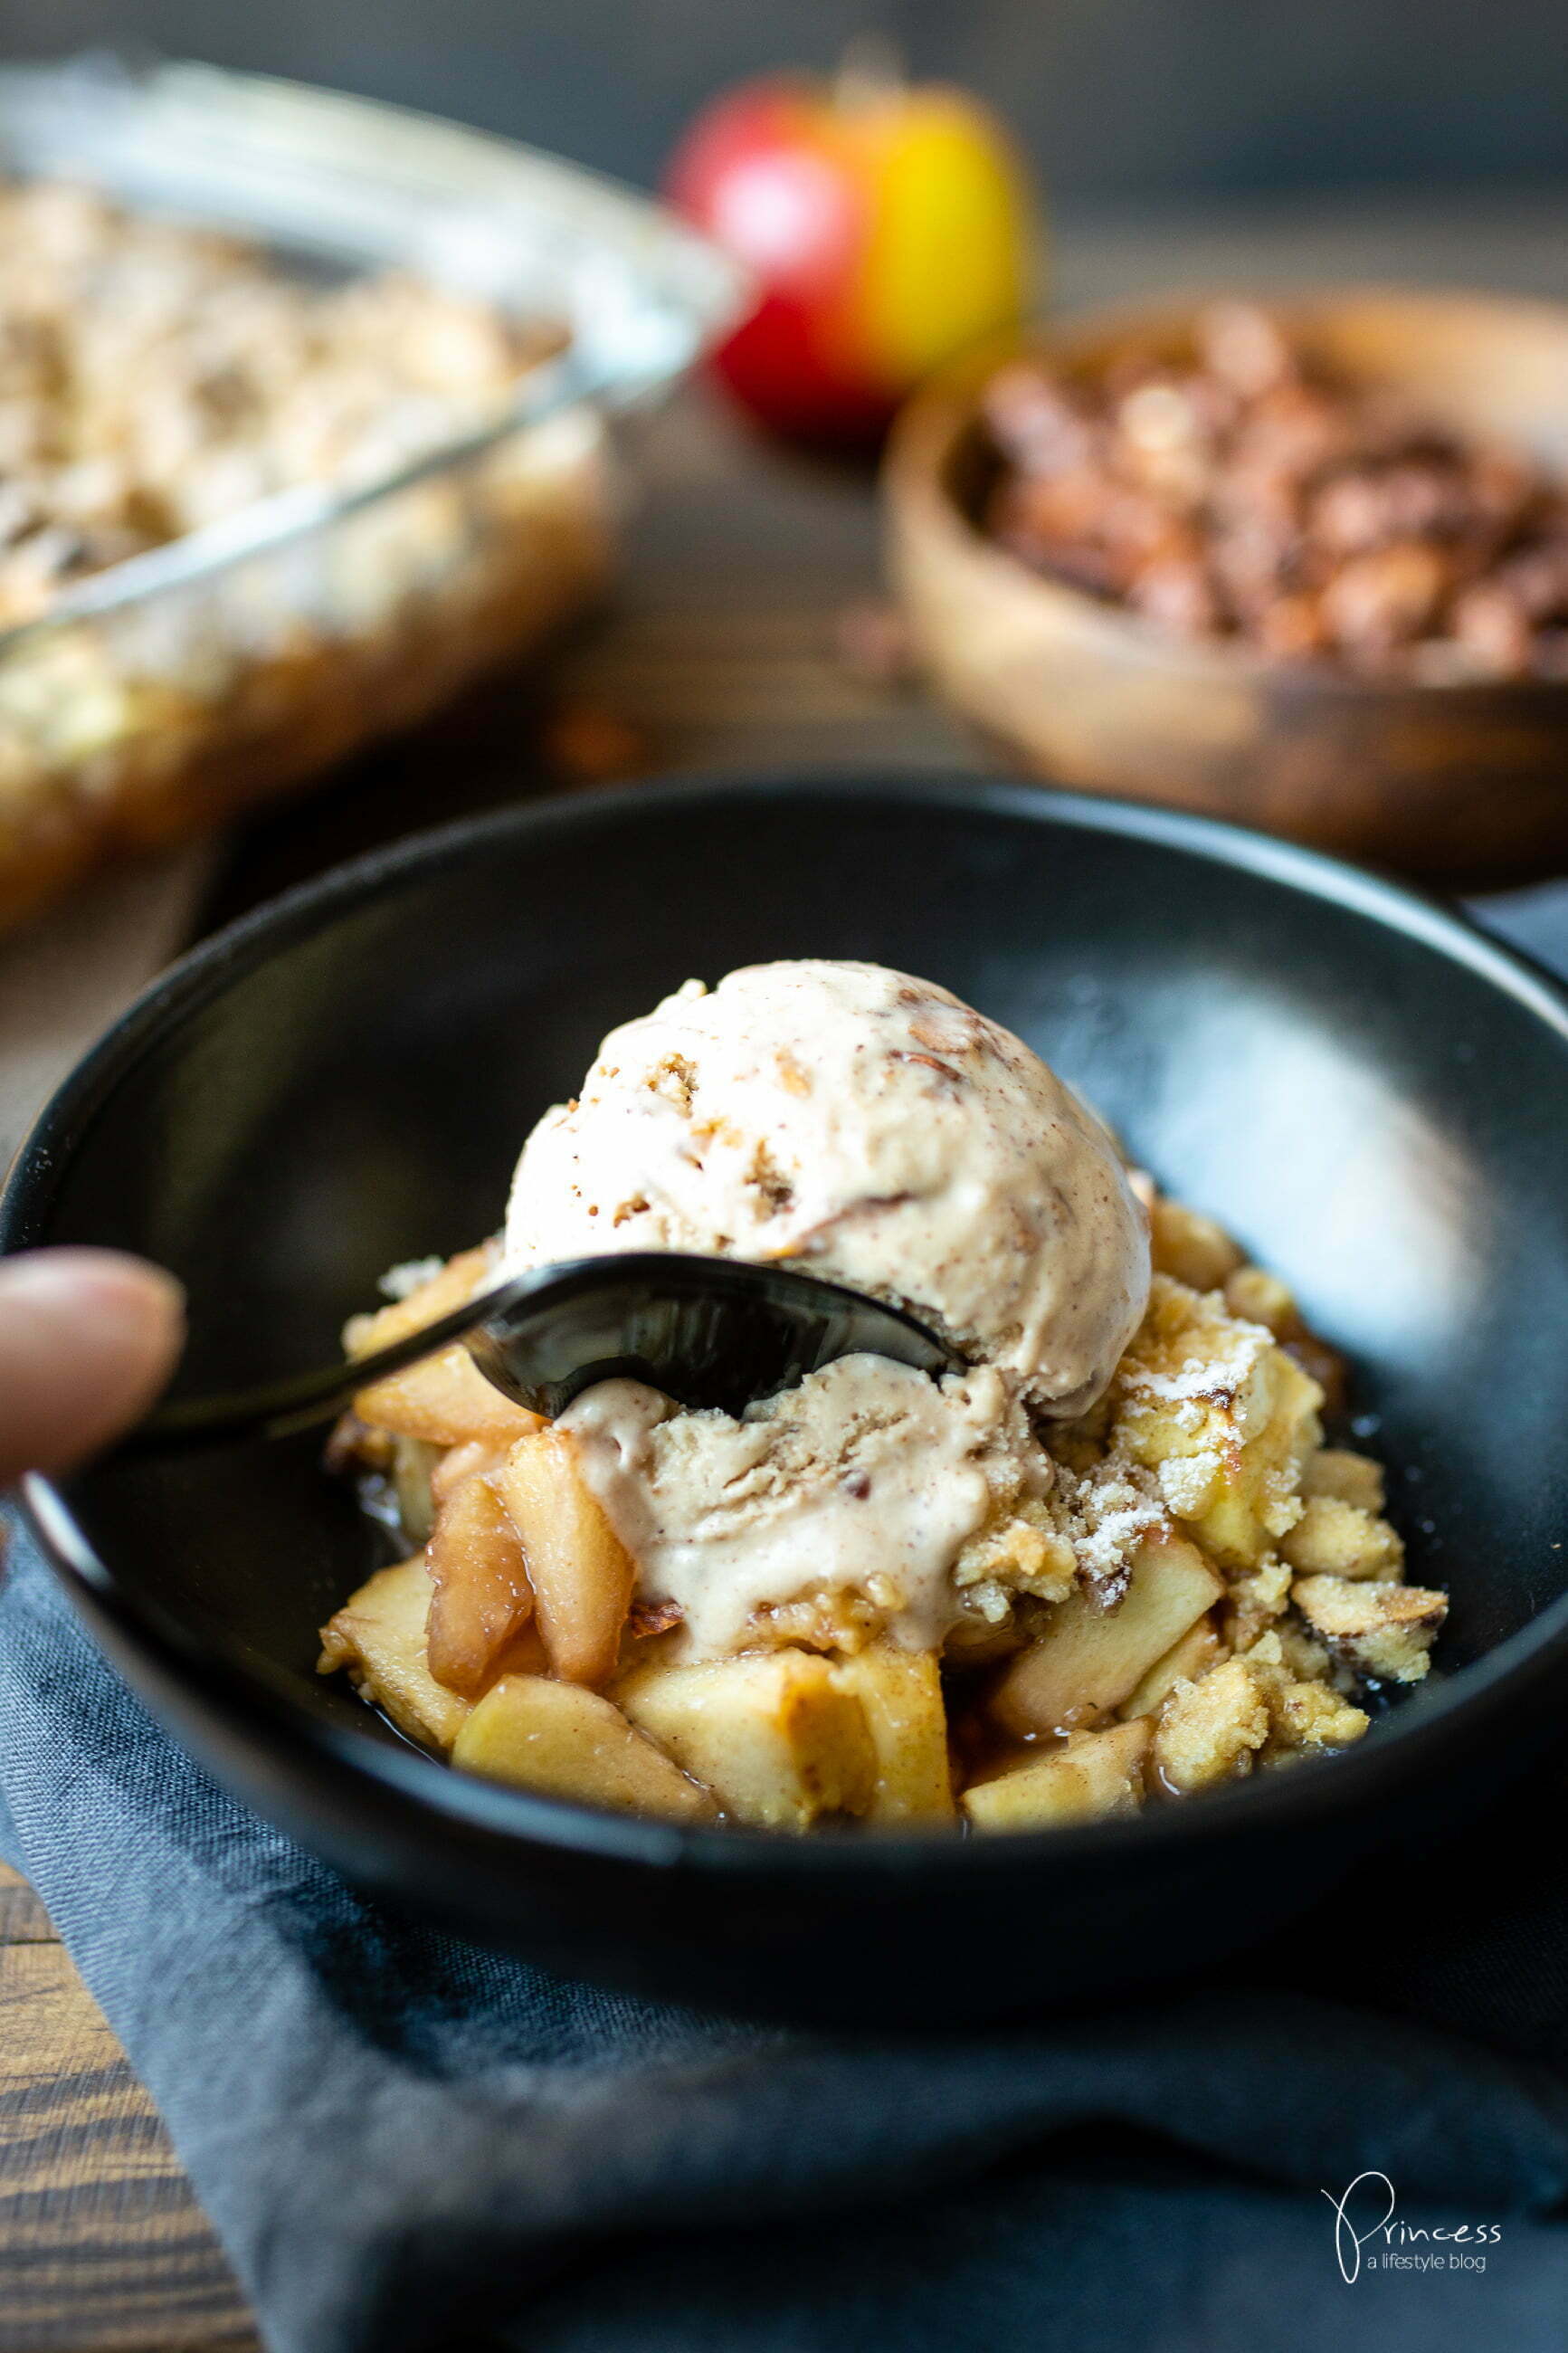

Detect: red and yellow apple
[665, 60, 1038, 445]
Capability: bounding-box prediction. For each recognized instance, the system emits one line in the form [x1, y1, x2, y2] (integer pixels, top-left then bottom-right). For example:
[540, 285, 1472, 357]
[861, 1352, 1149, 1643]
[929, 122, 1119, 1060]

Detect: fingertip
[0, 1248, 186, 1477]
[7, 1243, 185, 1311]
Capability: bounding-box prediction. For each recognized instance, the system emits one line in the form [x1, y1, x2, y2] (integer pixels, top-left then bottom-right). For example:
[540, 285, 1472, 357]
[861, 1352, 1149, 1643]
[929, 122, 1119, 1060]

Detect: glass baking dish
[0, 54, 744, 927]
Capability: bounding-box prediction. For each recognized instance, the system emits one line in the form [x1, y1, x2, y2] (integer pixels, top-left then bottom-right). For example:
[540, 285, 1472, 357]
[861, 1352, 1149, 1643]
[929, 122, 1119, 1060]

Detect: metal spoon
[129, 1253, 963, 1451]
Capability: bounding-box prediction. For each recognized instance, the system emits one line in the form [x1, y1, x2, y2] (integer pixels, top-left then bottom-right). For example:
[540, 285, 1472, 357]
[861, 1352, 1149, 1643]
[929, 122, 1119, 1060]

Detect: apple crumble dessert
[319, 960, 1446, 1834]
[0, 179, 609, 925]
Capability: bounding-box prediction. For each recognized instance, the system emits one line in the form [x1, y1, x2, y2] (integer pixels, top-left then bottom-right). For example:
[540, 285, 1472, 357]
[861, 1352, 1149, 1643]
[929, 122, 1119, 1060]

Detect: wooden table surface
[5, 192, 1568, 2353]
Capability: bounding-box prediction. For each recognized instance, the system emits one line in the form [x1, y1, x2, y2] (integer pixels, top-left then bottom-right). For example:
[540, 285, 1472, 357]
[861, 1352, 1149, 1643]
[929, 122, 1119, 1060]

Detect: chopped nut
[1199, 301, 1293, 398]
[982, 304, 1568, 681]
[628, 1598, 685, 1639]
[1320, 540, 1454, 661]
[1292, 1574, 1447, 1683]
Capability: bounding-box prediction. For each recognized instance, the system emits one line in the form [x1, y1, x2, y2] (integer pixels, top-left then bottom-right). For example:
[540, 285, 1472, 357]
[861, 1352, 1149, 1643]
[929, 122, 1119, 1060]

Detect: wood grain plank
[0, 1942, 258, 2352]
[0, 847, 214, 1174]
[546, 391, 968, 776]
[0, 1865, 55, 1946]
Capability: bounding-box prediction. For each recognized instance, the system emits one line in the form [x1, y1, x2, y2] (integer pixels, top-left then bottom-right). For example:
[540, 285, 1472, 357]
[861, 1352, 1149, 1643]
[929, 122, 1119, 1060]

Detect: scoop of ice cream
[561, 1355, 1050, 1656]
[504, 959, 1149, 1415]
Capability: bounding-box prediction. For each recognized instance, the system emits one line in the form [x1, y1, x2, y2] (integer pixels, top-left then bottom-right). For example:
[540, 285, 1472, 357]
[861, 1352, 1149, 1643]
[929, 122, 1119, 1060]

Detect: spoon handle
[123, 1276, 524, 1453]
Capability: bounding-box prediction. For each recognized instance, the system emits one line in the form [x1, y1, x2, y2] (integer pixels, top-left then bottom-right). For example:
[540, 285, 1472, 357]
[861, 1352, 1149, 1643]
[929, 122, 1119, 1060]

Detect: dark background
[3, 0, 1566, 201]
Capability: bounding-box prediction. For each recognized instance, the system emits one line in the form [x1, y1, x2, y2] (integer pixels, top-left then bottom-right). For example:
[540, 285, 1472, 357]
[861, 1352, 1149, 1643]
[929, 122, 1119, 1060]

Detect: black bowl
[8, 772, 1568, 2024]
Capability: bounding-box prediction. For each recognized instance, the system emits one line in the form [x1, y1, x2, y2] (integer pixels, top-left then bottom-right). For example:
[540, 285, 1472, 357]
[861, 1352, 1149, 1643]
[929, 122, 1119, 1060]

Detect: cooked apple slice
[348, 1244, 540, 1450]
[354, 1352, 540, 1452]
[615, 1649, 876, 1831]
[431, 1437, 510, 1504]
[487, 1619, 552, 1680]
[991, 1529, 1223, 1739]
[963, 1720, 1149, 1832]
[391, 1436, 443, 1547]
[498, 1428, 636, 1687]
[452, 1674, 715, 1821]
[347, 1249, 493, 1348]
[1117, 1616, 1222, 1720]
[426, 1472, 535, 1698]
[317, 1556, 470, 1753]
[829, 1645, 955, 1824]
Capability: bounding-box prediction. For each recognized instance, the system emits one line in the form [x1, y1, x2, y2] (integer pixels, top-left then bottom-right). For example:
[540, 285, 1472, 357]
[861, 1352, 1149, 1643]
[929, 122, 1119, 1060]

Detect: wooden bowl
[885, 291, 1568, 879]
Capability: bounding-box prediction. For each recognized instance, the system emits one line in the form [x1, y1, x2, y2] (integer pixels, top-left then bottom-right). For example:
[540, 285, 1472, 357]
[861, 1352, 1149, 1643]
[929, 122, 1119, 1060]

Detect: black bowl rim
[9, 766, 1568, 1885]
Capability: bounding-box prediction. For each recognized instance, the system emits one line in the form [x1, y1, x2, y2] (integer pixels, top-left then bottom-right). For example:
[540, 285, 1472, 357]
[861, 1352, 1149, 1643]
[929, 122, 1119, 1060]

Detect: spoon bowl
[467, 1253, 961, 1420]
